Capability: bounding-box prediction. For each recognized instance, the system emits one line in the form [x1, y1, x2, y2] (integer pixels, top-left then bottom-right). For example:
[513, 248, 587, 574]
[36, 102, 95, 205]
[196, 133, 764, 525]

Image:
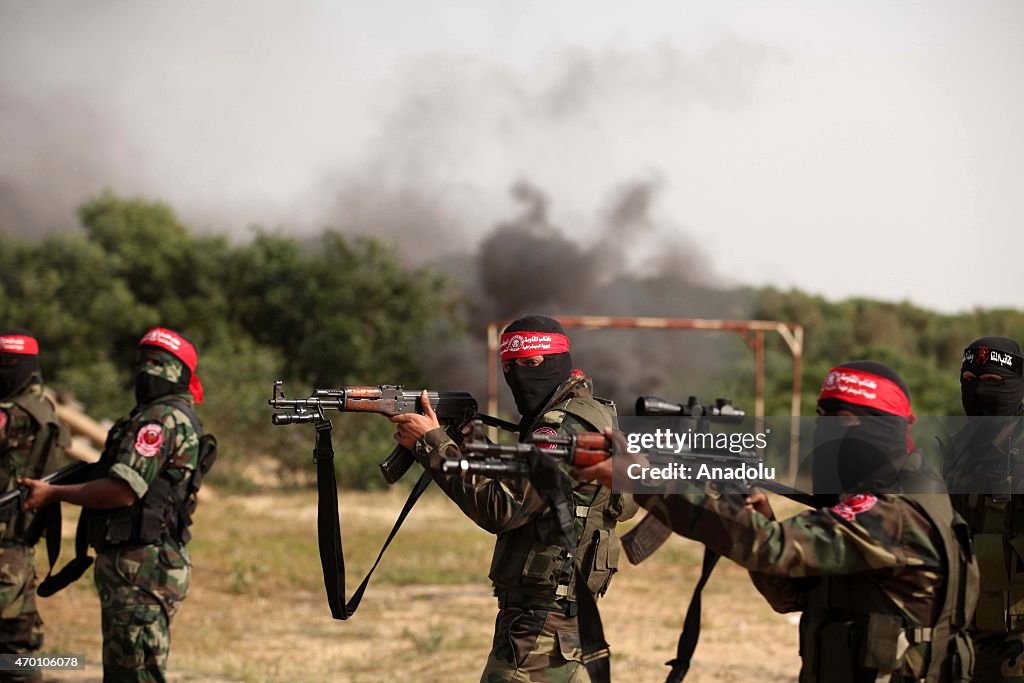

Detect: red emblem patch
[832, 493, 878, 522]
[134, 424, 165, 458]
[532, 426, 559, 450]
[0, 410, 7, 434]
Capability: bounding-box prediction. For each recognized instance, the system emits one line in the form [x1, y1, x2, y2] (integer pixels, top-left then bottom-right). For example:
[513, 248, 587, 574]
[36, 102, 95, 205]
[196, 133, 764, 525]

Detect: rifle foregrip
[379, 445, 415, 485]
[572, 449, 610, 467]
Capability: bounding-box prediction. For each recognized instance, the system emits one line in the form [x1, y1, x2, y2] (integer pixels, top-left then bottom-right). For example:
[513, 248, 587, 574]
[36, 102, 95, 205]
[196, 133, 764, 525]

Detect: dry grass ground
[35, 489, 805, 683]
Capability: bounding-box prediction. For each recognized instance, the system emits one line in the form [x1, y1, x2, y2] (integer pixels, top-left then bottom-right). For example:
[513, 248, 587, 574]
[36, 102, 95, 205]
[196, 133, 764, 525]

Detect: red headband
[499, 331, 570, 361]
[0, 335, 39, 356]
[819, 367, 912, 418]
[139, 327, 204, 403]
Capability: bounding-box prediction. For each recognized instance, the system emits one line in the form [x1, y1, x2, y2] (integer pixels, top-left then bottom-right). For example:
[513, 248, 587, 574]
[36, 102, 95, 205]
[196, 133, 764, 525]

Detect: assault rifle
[267, 381, 508, 624]
[449, 419, 797, 496]
[0, 460, 92, 510]
[443, 421, 613, 477]
[268, 381, 480, 484]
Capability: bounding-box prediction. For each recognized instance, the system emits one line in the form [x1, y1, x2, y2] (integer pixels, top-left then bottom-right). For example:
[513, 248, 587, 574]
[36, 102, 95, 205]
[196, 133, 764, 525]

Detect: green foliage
[0, 191, 462, 489]
[3, 190, 1022, 490]
[748, 288, 1024, 416]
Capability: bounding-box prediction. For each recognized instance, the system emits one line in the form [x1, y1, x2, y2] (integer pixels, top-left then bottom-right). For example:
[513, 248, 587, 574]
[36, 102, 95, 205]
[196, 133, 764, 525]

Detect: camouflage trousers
[480, 607, 586, 683]
[973, 630, 1024, 682]
[0, 543, 43, 683]
[94, 541, 190, 683]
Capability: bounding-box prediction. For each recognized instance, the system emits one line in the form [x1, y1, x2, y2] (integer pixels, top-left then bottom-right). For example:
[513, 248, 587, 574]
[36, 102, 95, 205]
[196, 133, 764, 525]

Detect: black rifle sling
[37, 506, 93, 597]
[574, 557, 611, 683]
[665, 547, 720, 683]
[34, 464, 96, 597]
[314, 418, 432, 619]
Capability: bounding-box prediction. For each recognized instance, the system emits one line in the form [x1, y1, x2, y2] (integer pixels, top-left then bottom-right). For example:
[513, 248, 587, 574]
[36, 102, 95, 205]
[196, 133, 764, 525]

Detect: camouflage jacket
[87, 392, 201, 548]
[0, 382, 67, 541]
[636, 488, 959, 681]
[416, 372, 635, 603]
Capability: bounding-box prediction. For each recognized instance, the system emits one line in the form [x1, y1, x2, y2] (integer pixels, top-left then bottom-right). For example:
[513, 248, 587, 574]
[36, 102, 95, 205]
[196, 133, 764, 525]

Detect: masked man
[23, 327, 206, 683]
[392, 315, 635, 683]
[0, 331, 68, 682]
[581, 361, 978, 682]
[943, 337, 1024, 682]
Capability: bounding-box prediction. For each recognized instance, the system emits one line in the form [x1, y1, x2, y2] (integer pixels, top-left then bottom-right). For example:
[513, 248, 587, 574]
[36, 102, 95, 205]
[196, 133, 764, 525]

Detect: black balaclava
[960, 336, 1024, 417]
[501, 315, 573, 423]
[0, 329, 42, 400]
[812, 361, 914, 495]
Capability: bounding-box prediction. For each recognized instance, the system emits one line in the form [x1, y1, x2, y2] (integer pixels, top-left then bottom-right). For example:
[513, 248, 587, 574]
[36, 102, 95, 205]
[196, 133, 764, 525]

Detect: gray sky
[1, 1, 1022, 312]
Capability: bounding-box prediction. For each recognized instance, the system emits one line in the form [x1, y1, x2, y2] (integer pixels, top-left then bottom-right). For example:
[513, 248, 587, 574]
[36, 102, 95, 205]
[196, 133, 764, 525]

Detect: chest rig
[945, 422, 1024, 633]
[87, 397, 212, 548]
[489, 395, 623, 607]
[799, 494, 977, 683]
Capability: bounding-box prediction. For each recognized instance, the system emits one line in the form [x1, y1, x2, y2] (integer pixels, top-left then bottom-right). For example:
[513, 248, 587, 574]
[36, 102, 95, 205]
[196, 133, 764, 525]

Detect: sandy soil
[35, 490, 802, 683]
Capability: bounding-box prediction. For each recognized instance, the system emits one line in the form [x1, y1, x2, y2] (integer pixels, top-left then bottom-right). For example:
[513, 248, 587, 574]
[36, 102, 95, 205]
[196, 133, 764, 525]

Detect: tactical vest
[489, 396, 624, 604]
[0, 390, 69, 542]
[945, 424, 1024, 633]
[87, 398, 215, 548]
[799, 494, 978, 683]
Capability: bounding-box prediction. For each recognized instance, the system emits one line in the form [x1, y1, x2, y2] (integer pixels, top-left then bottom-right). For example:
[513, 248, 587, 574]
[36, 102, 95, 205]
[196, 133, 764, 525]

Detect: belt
[496, 591, 579, 618]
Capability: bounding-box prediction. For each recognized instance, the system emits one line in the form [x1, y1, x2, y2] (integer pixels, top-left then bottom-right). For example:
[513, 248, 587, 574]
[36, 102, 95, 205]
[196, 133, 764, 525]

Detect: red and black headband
[818, 366, 913, 418]
[499, 332, 570, 361]
[0, 334, 38, 356]
[139, 327, 204, 403]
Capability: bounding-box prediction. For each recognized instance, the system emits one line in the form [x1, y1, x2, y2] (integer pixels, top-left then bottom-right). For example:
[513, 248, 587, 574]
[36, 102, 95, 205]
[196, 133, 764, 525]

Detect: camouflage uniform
[635, 484, 975, 682]
[416, 373, 634, 683]
[0, 383, 66, 683]
[87, 351, 200, 683]
[943, 419, 1024, 682]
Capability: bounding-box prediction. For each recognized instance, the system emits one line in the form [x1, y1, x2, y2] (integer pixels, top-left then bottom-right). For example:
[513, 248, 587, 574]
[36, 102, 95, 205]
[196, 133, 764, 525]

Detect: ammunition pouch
[90, 471, 183, 547]
[971, 496, 1024, 632]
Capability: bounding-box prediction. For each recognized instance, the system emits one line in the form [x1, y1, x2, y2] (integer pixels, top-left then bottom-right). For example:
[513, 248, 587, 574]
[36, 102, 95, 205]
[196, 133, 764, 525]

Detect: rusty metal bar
[789, 325, 804, 475]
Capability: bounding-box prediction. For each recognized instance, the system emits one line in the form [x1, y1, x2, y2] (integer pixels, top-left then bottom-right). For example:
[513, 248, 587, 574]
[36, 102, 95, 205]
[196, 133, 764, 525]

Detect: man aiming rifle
[390, 315, 635, 683]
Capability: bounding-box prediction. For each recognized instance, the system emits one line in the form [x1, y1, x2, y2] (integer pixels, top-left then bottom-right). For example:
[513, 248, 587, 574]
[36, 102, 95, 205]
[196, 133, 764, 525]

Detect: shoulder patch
[0, 409, 7, 434]
[832, 493, 878, 521]
[531, 426, 559, 450]
[134, 423, 166, 458]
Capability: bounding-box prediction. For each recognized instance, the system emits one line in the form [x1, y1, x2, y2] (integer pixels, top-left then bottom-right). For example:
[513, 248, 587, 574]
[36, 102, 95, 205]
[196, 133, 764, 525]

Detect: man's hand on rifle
[19, 477, 55, 512]
[575, 428, 620, 488]
[391, 390, 441, 449]
[743, 490, 776, 520]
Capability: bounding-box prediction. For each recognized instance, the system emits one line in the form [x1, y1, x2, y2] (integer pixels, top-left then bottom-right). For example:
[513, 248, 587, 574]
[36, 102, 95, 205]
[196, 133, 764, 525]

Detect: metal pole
[754, 331, 765, 419]
[487, 322, 499, 419]
[789, 325, 804, 477]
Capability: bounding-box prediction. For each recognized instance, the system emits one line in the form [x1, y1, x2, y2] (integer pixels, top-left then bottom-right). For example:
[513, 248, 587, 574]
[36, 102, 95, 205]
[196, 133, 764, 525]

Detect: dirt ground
[34, 488, 803, 683]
